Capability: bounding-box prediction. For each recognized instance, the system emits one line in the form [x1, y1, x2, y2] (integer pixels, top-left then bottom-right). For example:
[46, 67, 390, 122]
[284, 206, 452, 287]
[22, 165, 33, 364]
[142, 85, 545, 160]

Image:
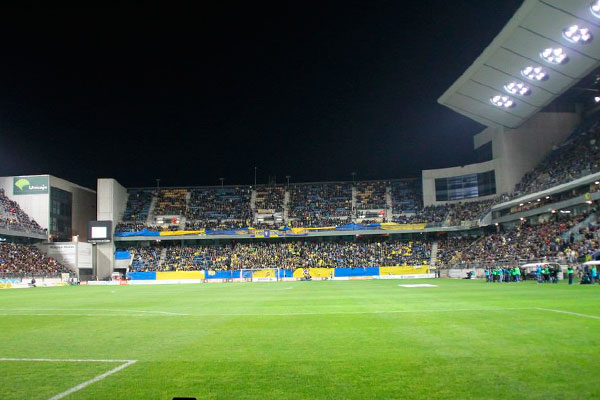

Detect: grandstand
[3, 2, 600, 399]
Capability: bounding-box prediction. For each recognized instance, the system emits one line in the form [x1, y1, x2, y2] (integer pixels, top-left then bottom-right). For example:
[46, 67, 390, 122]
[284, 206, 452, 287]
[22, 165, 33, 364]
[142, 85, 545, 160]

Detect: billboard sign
[13, 176, 49, 195]
[88, 220, 112, 243]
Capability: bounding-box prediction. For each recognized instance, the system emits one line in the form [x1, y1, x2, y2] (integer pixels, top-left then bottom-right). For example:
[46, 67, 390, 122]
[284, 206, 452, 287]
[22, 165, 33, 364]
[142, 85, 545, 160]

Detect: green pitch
[1, 279, 599, 399]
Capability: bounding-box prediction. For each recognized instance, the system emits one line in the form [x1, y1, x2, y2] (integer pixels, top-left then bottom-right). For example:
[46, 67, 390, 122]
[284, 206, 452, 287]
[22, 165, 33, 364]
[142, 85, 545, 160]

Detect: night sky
[0, 2, 524, 189]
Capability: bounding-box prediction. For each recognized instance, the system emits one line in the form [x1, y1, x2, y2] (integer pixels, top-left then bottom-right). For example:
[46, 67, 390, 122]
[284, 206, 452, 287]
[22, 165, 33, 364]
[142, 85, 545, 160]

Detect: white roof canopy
[438, 0, 600, 129]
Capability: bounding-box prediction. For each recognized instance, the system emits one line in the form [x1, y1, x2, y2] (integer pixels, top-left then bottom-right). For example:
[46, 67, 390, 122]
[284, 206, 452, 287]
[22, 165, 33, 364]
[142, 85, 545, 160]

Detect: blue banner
[115, 250, 131, 260]
[127, 271, 157, 280]
[334, 267, 380, 277]
[114, 229, 160, 237]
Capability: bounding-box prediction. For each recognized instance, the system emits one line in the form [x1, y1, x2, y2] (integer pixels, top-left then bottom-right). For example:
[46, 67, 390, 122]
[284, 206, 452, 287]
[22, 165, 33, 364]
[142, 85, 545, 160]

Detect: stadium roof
[438, 0, 600, 129]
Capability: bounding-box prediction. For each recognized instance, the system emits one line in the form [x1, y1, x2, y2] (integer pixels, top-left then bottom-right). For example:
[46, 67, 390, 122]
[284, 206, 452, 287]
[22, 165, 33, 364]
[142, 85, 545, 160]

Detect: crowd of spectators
[124, 240, 431, 272]
[185, 187, 251, 221]
[513, 118, 600, 198]
[254, 186, 285, 213]
[288, 183, 352, 227]
[0, 243, 67, 277]
[355, 181, 387, 211]
[129, 247, 161, 271]
[154, 189, 187, 215]
[392, 198, 495, 226]
[0, 189, 46, 235]
[437, 212, 599, 267]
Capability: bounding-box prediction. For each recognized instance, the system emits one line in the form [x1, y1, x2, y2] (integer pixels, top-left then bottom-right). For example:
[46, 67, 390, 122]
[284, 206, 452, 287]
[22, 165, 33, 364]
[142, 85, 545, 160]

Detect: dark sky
[0, 2, 524, 189]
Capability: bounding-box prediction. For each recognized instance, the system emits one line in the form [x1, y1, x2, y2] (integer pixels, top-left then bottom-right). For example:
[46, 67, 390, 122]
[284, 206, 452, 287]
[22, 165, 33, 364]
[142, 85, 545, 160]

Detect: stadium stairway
[146, 195, 158, 225]
[385, 185, 392, 222]
[283, 189, 290, 224]
[250, 189, 257, 224]
[430, 241, 438, 267]
[351, 185, 357, 218]
[158, 248, 167, 269]
[566, 212, 597, 240]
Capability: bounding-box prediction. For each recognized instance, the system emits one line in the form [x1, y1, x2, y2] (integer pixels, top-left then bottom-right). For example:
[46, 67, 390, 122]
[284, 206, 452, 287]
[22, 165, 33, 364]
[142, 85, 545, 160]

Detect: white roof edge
[438, 0, 539, 106]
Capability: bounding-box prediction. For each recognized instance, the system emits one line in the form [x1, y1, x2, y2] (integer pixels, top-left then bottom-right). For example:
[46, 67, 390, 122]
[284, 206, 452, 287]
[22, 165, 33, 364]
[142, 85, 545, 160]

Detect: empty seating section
[255, 186, 284, 213]
[155, 189, 187, 215]
[355, 181, 387, 211]
[0, 189, 46, 235]
[122, 189, 153, 221]
[288, 183, 352, 227]
[391, 180, 421, 214]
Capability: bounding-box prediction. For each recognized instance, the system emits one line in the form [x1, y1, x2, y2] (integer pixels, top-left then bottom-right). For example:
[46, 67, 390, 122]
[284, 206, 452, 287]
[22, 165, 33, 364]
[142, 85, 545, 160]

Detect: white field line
[0, 358, 137, 400]
[0, 308, 188, 315]
[0, 307, 532, 317]
[535, 307, 600, 320]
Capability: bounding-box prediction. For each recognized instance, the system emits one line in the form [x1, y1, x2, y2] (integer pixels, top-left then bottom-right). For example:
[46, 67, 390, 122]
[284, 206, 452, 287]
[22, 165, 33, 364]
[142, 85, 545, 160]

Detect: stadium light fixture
[504, 81, 531, 96]
[545, 196, 550, 199]
[519, 203, 524, 206]
[595, 181, 600, 184]
[592, 0, 600, 18]
[490, 94, 515, 108]
[540, 47, 568, 64]
[521, 66, 548, 81]
[595, 96, 600, 103]
[563, 25, 592, 43]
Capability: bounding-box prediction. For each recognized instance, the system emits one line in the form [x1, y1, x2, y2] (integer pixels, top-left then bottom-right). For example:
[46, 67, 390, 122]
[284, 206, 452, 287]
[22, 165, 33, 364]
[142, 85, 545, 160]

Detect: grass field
[1, 279, 599, 399]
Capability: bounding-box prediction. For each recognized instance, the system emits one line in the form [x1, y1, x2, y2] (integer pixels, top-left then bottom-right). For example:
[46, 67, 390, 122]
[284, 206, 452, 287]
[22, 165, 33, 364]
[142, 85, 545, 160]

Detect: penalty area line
[0, 358, 137, 400]
[535, 307, 600, 320]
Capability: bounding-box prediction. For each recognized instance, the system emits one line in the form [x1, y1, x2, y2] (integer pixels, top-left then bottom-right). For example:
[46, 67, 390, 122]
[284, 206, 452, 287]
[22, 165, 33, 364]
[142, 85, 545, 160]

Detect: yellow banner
[0, 283, 12, 289]
[305, 226, 336, 231]
[380, 223, 426, 231]
[293, 268, 334, 278]
[252, 269, 276, 278]
[156, 271, 205, 280]
[159, 230, 205, 236]
[380, 265, 429, 275]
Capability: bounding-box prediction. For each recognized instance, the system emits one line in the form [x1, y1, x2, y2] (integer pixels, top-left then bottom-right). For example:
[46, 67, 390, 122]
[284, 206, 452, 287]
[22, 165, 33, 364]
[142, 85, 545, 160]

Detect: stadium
[1, 2, 600, 399]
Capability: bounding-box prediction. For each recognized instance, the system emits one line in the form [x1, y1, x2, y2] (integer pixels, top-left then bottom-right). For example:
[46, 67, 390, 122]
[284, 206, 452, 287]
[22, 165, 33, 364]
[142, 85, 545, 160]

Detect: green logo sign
[13, 176, 49, 195]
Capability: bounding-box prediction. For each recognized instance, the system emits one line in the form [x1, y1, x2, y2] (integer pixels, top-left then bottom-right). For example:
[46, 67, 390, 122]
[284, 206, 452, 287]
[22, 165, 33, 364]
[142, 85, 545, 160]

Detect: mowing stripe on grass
[535, 307, 600, 320]
[0, 308, 188, 315]
[0, 358, 137, 400]
[0, 307, 533, 318]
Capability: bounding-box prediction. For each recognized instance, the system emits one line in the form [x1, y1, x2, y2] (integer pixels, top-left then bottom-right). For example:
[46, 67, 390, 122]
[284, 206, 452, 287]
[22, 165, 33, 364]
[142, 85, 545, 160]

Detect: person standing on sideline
[536, 265, 542, 284]
[515, 266, 521, 282]
[485, 268, 490, 282]
[592, 265, 597, 284]
[567, 266, 574, 285]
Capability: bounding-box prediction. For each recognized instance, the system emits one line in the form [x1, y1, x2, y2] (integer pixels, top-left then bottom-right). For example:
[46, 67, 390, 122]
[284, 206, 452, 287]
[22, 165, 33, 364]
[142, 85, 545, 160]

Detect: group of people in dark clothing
[484, 267, 522, 283]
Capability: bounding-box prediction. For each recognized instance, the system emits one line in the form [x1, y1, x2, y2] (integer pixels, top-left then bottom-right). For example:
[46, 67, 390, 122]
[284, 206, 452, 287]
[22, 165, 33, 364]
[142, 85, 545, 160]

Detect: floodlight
[563, 25, 592, 43]
[540, 47, 568, 64]
[521, 66, 548, 81]
[490, 95, 515, 108]
[504, 81, 530, 96]
[595, 96, 600, 103]
[591, 0, 600, 18]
